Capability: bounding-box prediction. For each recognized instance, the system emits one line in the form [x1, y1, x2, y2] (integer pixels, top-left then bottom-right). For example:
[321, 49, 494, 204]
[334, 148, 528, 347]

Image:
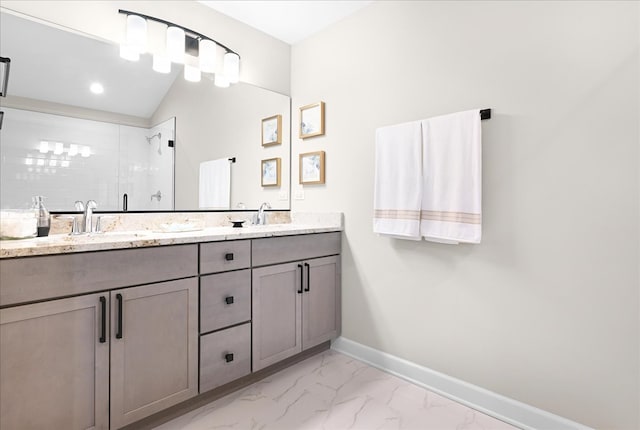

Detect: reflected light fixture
[90, 82, 104, 94]
[80, 146, 91, 158]
[68, 144, 78, 156]
[118, 9, 241, 87]
[39, 141, 49, 154]
[53, 142, 64, 155]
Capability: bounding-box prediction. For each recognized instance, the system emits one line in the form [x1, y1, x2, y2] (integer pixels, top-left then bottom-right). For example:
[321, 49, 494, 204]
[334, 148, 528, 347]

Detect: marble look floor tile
[155, 350, 517, 430]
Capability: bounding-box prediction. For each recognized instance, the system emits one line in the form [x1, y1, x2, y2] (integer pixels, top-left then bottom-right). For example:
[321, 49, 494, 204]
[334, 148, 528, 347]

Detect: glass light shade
[53, 142, 64, 155]
[68, 144, 78, 156]
[199, 40, 217, 73]
[184, 64, 201, 82]
[80, 146, 91, 158]
[25, 158, 33, 166]
[119, 44, 140, 61]
[152, 54, 171, 73]
[61, 160, 70, 168]
[49, 159, 57, 167]
[36, 159, 45, 166]
[214, 73, 229, 88]
[167, 26, 185, 64]
[223, 52, 240, 83]
[39, 141, 49, 154]
[126, 14, 147, 53]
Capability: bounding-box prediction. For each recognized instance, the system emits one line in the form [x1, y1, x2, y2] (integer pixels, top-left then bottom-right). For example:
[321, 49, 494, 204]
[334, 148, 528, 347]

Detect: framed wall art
[261, 157, 281, 187]
[299, 151, 325, 185]
[299, 101, 325, 139]
[261, 114, 282, 146]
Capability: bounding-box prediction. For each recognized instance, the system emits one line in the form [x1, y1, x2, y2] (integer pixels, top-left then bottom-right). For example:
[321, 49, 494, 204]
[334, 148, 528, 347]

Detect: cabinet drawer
[200, 240, 250, 274]
[0, 245, 198, 306]
[200, 270, 251, 333]
[252, 232, 341, 267]
[200, 323, 251, 393]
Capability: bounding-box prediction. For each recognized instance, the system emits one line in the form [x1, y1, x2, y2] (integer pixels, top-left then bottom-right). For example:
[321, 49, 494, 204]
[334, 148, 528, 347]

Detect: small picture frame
[299, 101, 325, 139]
[299, 151, 325, 185]
[261, 157, 281, 187]
[261, 114, 282, 146]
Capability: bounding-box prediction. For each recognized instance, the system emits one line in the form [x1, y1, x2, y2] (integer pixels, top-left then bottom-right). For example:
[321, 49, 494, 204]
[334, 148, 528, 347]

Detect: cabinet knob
[225, 296, 234, 305]
[225, 353, 234, 363]
[225, 253, 234, 261]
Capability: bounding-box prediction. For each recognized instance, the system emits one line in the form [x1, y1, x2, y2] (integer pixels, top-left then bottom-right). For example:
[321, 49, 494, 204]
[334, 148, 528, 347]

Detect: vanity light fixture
[118, 9, 241, 86]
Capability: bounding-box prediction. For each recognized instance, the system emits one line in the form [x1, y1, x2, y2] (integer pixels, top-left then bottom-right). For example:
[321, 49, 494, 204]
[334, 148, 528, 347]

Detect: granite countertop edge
[0, 224, 343, 259]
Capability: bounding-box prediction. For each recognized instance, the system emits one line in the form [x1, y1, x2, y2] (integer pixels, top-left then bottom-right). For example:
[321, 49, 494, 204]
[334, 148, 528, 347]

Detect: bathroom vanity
[0, 218, 342, 429]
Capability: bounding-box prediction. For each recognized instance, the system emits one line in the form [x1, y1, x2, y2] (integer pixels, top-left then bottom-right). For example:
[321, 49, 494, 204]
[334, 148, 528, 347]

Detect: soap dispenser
[33, 195, 50, 237]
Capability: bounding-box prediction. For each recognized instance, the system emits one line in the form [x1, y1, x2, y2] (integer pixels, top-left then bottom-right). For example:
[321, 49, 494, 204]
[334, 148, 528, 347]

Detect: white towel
[420, 110, 482, 244]
[373, 121, 423, 239]
[199, 158, 231, 209]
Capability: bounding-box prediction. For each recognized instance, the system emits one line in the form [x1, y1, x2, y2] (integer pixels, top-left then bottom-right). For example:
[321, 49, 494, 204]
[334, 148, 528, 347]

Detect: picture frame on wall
[261, 157, 281, 187]
[261, 114, 282, 146]
[299, 101, 325, 139]
[299, 151, 325, 185]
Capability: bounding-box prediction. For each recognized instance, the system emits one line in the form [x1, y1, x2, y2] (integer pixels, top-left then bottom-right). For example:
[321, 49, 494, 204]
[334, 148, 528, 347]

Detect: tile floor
[156, 350, 517, 430]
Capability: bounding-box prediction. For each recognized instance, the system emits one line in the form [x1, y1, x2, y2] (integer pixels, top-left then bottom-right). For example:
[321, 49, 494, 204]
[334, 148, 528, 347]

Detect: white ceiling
[199, 1, 373, 44]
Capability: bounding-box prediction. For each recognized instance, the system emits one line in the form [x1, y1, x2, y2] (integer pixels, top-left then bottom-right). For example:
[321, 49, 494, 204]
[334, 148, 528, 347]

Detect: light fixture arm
[117, 9, 240, 58]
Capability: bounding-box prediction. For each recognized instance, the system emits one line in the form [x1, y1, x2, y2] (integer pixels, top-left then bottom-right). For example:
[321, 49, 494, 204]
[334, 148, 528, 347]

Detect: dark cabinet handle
[225, 253, 234, 261]
[304, 262, 310, 292]
[225, 353, 234, 363]
[99, 296, 107, 343]
[116, 293, 123, 339]
[225, 296, 234, 305]
[297, 264, 303, 294]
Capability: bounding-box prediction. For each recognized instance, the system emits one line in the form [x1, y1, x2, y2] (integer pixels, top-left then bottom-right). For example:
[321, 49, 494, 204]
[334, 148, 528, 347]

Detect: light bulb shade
[184, 64, 201, 82]
[119, 44, 140, 61]
[80, 146, 91, 158]
[39, 141, 49, 154]
[223, 52, 240, 83]
[68, 144, 78, 156]
[126, 14, 147, 53]
[214, 73, 229, 88]
[152, 54, 171, 73]
[167, 26, 185, 64]
[199, 40, 217, 73]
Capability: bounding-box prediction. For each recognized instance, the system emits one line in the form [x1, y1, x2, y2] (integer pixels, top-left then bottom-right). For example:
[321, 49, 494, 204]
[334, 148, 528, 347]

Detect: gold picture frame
[261, 114, 282, 146]
[299, 151, 325, 185]
[261, 157, 281, 187]
[299, 101, 325, 139]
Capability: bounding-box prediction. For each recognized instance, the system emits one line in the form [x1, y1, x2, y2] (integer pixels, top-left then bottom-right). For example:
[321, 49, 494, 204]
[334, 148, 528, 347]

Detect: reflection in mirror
[0, 10, 290, 211]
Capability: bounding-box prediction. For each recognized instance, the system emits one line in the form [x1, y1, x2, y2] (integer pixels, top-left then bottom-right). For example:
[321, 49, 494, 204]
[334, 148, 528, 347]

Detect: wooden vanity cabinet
[0, 245, 199, 430]
[0, 293, 110, 430]
[252, 233, 341, 371]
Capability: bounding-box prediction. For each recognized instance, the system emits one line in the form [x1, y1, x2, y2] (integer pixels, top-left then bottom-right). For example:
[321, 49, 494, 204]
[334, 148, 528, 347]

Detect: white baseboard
[331, 337, 593, 430]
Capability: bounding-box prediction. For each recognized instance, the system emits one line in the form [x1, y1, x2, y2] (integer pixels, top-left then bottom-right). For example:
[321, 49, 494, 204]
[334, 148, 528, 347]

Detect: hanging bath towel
[420, 109, 482, 244]
[199, 158, 231, 209]
[373, 121, 423, 240]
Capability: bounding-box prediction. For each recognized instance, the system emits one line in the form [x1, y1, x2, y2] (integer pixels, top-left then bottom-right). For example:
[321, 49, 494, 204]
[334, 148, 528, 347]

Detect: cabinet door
[0, 294, 109, 430]
[110, 278, 198, 429]
[252, 262, 303, 371]
[302, 256, 341, 350]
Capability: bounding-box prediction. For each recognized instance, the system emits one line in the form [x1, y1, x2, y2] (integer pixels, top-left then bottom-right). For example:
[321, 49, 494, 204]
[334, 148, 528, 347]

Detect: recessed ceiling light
[90, 82, 104, 94]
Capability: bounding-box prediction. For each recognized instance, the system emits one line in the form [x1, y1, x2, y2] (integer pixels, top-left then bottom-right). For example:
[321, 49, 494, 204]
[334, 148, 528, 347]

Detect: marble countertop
[0, 213, 343, 259]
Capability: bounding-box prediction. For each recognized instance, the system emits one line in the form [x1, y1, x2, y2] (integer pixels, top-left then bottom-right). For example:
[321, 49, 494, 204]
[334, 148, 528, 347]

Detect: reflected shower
[146, 132, 162, 155]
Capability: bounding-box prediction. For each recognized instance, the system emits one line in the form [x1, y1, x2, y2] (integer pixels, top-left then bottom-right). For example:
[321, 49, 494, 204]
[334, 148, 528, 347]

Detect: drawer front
[252, 232, 341, 267]
[200, 323, 251, 393]
[200, 240, 251, 274]
[200, 270, 251, 333]
[0, 245, 198, 307]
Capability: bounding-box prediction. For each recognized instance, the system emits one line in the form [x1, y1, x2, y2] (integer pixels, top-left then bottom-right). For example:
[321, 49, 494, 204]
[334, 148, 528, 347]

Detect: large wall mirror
[0, 10, 291, 212]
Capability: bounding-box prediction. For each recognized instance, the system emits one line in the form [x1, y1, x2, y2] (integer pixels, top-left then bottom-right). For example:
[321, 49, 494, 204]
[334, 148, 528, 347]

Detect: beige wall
[291, 1, 639, 429]
[1, 0, 291, 95]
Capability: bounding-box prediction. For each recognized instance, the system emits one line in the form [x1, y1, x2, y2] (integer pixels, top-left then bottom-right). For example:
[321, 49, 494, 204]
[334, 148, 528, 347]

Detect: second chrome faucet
[73, 200, 98, 234]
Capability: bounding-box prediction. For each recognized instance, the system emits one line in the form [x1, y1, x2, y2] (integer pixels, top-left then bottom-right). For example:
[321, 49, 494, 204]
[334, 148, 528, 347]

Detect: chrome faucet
[83, 200, 97, 233]
[256, 202, 271, 225]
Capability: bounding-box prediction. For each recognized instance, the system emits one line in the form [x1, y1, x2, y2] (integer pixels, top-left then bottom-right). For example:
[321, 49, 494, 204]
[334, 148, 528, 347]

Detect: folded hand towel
[373, 121, 423, 239]
[199, 158, 231, 209]
[420, 110, 482, 244]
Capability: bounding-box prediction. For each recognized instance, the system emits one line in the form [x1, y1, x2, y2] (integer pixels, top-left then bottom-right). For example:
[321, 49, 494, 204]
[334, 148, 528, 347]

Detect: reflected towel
[199, 158, 230, 209]
[420, 110, 482, 244]
[373, 121, 423, 239]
